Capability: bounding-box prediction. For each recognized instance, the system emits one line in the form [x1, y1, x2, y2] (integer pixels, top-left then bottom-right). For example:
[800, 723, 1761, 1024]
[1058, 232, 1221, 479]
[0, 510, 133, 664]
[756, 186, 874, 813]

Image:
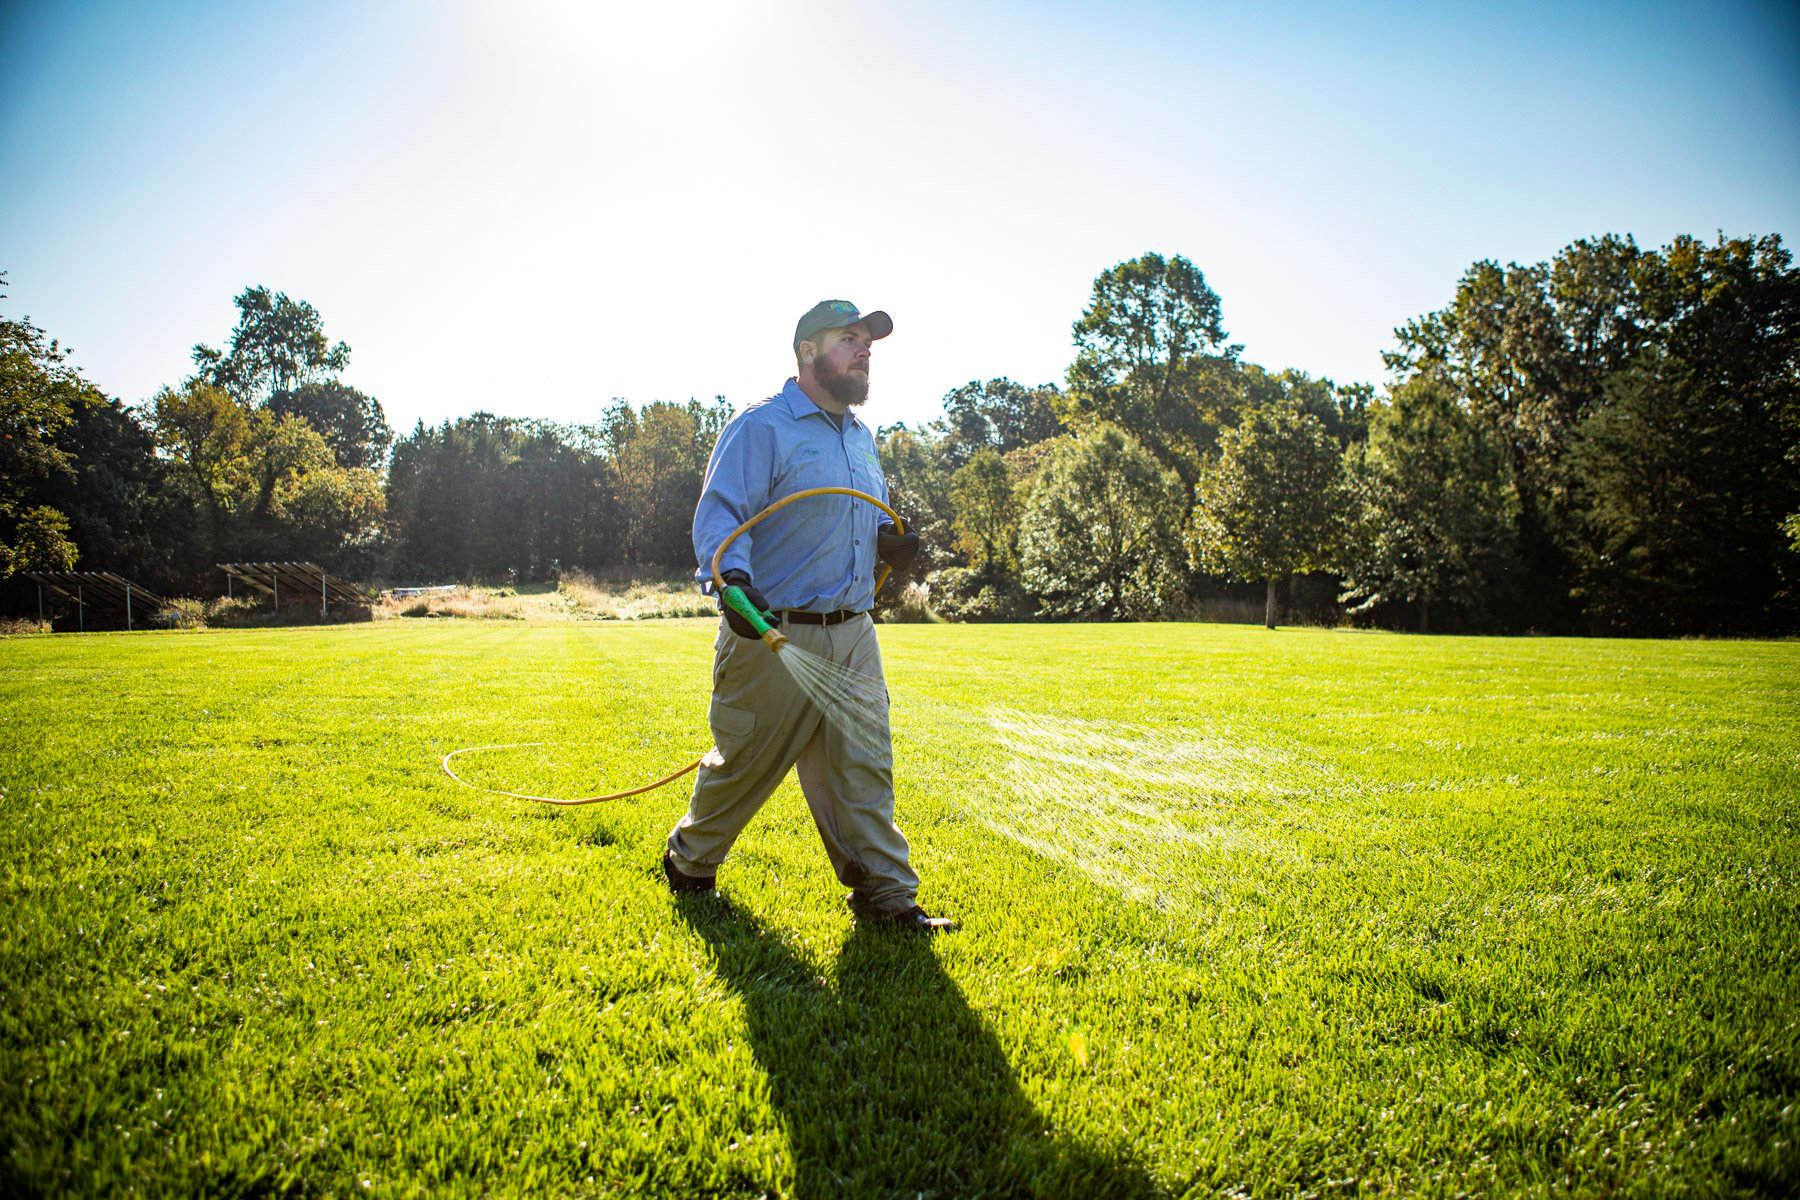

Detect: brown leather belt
[777, 609, 867, 626]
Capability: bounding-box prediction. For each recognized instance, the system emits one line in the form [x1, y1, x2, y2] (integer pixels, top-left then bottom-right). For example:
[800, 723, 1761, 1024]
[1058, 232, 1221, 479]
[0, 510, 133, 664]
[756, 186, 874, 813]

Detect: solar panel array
[22, 571, 165, 631]
[217, 562, 370, 609]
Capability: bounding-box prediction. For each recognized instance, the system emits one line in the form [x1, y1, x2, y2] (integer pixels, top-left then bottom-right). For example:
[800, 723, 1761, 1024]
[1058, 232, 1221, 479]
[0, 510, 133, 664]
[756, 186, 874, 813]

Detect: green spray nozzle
[721, 584, 788, 652]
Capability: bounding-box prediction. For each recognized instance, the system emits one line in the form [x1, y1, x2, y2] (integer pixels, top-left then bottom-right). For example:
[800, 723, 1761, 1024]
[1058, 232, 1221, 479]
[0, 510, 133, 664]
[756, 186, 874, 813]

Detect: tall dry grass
[370, 571, 712, 622]
[557, 568, 713, 620]
[374, 586, 528, 621]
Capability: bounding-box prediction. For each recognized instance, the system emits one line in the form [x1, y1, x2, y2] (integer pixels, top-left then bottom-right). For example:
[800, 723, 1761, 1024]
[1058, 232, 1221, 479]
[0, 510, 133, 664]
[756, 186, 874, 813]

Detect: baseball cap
[793, 300, 893, 350]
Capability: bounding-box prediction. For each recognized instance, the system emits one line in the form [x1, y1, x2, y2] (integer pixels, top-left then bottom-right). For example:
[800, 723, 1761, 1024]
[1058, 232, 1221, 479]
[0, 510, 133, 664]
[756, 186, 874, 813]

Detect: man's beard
[816, 358, 869, 407]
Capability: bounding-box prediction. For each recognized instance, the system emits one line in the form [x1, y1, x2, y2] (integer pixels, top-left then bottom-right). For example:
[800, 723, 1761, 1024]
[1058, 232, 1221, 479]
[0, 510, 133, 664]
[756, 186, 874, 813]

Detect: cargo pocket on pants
[707, 700, 757, 774]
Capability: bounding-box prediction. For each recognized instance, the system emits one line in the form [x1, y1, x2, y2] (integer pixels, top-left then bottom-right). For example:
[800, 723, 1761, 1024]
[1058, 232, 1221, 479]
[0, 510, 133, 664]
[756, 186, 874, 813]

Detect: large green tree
[1339, 379, 1518, 632]
[0, 289, 94, 576]
[1387, 235, 1647, 627]
[193, 287, 351, 406]
[2, 278, 193, 590]
[1062, 253, 1242, 494]
[45, 396, 194, 584]
[935, 378, 1064, 469]
[148, 379, 385, 567]
[1239, 365, 1372, 449]
[948, 449, 1020, 570]
[876, 424, 955, 580]
[1018, 426, 1188, 619]
[605, 398, 732, 567]
[147, 380, 254, 534]
[1620, 234, 1799, 631]
[385, 413, 617, 581]
[270, 380, 393, 469]
[1390, 231, 1799, 633]
[1189, 407, 1349, 628]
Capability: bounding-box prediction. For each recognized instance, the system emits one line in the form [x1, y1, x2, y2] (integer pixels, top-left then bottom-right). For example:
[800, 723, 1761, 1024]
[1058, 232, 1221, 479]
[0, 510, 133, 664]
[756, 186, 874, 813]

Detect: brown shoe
[662, 849, 714, 895]
[867, 905, 958, 933]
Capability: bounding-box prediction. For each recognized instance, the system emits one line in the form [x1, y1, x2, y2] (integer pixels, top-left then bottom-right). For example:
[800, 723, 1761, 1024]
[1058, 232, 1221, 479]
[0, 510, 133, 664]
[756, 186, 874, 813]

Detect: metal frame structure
[24, 572, 165, 632]
[218, 562, 369, 616]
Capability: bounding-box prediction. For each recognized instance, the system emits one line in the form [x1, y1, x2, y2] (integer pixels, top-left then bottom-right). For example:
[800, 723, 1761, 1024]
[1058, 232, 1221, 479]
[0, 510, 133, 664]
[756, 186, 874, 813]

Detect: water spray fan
[442, 486, 905, 803]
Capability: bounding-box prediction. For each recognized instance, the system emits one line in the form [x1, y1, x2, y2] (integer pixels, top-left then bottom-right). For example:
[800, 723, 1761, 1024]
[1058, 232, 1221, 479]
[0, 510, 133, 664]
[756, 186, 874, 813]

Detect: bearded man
[661, 300, 955, 932]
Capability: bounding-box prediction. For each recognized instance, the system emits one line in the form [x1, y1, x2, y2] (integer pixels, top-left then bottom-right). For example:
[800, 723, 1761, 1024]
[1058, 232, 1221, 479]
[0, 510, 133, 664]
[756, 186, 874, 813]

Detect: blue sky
[3, 0, 1796, 434]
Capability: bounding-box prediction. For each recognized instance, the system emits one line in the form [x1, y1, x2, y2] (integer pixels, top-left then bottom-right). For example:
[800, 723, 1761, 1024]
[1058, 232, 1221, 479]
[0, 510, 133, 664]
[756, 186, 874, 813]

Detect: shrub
[878, 581, 938, 624]
[927, 565, 1031, 622]
[157, 598, 209, 630]
[204, 596, 264, 627]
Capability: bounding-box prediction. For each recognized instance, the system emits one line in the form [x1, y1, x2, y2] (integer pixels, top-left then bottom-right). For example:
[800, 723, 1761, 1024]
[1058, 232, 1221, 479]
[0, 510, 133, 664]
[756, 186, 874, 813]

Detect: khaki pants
[666, 613, 919, 916]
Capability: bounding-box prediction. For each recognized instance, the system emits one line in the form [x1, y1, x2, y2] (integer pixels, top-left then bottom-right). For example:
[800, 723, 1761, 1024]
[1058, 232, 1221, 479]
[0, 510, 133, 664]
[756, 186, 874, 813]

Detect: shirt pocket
[847, 446, 883, 500]
[780, 446, 839, 490]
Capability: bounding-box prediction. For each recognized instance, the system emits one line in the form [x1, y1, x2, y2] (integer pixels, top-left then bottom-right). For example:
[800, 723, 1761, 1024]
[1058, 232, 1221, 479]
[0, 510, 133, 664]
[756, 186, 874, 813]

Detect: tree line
[0, 281, 734, 602]
[3, 232, 1796, 635]
[889, 237, 1798, 635]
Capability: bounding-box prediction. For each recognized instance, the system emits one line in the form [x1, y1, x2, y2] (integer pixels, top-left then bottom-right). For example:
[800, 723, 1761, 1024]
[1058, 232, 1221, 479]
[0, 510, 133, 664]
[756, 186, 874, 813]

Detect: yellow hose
[440, 742, 700, 806]
[443, 486, 905, 806]
[709, 485, 903, 597]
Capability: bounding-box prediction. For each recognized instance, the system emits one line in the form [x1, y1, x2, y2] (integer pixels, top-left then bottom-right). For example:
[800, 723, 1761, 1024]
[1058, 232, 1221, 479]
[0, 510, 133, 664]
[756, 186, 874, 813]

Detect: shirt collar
[779, 377, 865, 431]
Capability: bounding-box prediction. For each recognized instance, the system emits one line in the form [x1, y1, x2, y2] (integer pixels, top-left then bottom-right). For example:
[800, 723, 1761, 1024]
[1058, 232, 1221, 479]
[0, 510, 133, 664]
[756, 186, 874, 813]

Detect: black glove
[877, 522, 921, 574]
[718, 569, 773, 639]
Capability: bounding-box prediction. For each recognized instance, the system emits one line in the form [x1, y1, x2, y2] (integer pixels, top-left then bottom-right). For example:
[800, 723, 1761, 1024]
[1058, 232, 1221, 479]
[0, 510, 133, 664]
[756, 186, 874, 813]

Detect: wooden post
[273, 571, 279, 616]
[126, 585, 133, 632]
[77, 584, 84, 633]
[321, 568, 328, 618]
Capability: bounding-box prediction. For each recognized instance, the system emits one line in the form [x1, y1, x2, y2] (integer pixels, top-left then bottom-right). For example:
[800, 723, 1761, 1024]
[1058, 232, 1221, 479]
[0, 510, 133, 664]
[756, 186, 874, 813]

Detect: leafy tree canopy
[1062, 253, 1242, 493]
[193, 286, 351, 406]
[1239, 365, 1372, 449]
[1339, 378, 1518, 632]
[1, 278, 105, 575]
[1389, 231, 1800, 633]
[270, 381, 394, 470]
[935, 378, 1064, 469]
[1019, 425, 1188, 619]
[148, 381, 254, 523]
[949, 449, 1020, 570]
[605, 398, 732, 567]
[1190, 406, 1349, 626]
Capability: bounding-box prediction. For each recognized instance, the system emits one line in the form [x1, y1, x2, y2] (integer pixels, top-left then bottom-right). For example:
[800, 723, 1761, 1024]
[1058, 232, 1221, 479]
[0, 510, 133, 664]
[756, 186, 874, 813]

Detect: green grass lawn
[2, 620, 1795, 1197]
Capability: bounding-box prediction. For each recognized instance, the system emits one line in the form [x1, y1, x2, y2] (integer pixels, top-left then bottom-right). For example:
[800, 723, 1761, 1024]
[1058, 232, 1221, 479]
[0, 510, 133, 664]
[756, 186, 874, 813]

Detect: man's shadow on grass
[675, 896, 1157, 1199]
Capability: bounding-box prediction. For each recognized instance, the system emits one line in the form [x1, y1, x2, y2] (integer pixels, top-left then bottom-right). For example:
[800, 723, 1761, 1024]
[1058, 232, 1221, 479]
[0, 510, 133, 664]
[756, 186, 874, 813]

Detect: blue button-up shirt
[692, 379, 888, 613]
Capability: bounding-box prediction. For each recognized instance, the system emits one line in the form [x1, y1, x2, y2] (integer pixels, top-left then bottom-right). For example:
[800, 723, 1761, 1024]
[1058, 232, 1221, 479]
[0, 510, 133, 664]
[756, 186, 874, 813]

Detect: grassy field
[1, 620, 1795, 1197]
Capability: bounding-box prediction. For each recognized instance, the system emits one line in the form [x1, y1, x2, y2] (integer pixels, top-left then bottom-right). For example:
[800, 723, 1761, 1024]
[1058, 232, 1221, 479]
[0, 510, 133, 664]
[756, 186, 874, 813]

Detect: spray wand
[718, 584, 789, 653]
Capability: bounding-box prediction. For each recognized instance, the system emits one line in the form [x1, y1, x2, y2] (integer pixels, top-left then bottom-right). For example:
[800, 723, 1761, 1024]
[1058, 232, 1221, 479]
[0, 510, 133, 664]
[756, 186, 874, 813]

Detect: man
[662, 300, 955, 933]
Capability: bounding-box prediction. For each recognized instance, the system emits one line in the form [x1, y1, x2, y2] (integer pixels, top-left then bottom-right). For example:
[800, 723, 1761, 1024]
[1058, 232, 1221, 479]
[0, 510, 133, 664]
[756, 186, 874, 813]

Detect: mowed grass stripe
[1, 622, 1794, 1197]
